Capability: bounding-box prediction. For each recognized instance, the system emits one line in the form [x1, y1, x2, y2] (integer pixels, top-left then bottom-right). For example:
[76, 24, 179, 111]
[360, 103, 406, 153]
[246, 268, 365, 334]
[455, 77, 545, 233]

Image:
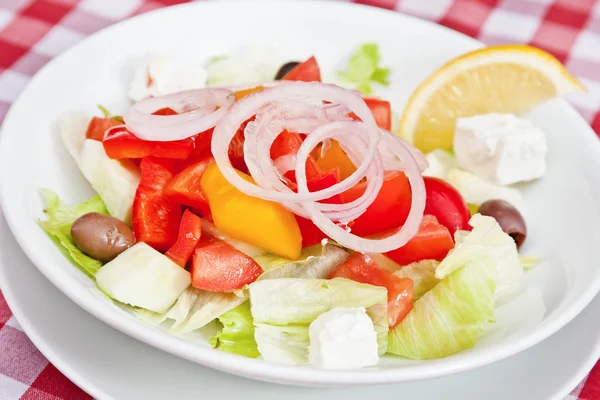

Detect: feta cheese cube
[308, 307, 378, 369]
[129, 55, 207, 102]
[453, 113, 547, 185]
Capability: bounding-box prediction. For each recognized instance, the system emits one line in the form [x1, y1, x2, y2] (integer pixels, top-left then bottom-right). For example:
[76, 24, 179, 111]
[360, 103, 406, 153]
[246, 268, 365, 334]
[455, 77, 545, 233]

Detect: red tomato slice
[103, 127, 194, 160]
[341, 171, 412, 237]
[164, 155, 214, 219]
[348, 98, 392, 131]
[328, 253, 414, 328]
[85, 117, 122, 141]
[423, 177, 471, 235]
[364, 98, 392, 131]
[191, 241, 263, 292]
[165, 210, 203, 268]
[385, 215, 454, 266]
[132, 157, 182, 251]
[295, 168, 342, 248]
[282, 56, 322, 82]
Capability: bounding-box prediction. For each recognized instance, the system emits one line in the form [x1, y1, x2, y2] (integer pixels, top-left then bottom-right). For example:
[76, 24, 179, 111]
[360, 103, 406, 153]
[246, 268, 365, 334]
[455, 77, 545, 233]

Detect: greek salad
[39, 42, 583, 369]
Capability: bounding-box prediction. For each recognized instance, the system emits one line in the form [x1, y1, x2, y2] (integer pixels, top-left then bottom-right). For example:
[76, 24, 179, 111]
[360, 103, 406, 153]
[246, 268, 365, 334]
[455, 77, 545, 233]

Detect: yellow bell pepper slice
[200, 163, 302, 260]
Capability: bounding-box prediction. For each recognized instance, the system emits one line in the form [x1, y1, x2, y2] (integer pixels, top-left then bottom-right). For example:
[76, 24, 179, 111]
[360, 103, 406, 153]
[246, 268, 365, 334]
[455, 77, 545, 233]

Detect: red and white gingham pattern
[0, 0, 599, 399]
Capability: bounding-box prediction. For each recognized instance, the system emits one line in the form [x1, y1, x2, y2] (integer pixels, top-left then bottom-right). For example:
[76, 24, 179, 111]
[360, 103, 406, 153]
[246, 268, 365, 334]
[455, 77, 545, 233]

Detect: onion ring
[124, 88, 234, 141]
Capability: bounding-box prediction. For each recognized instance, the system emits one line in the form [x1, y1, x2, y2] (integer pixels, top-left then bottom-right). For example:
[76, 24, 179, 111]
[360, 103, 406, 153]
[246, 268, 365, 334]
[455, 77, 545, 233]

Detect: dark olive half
[479, 199, 527, 249]
[71, 212, 134, 262]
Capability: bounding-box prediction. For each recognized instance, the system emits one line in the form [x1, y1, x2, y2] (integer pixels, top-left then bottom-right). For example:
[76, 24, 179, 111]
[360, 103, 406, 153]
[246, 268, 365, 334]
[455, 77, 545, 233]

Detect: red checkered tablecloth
[0, 0, 599, 399]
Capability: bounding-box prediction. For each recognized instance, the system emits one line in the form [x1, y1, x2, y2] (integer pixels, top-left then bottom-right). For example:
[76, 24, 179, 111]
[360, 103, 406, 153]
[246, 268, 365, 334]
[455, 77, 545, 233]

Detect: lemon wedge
[399, 44, 585, 153]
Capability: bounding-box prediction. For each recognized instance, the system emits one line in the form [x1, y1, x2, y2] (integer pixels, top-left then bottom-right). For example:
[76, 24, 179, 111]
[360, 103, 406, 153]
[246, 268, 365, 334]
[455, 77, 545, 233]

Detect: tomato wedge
[164, 155, 214, 219]
[329, 253, 414, 328]
[165, 210, 203, 268]
[423, 177, 471, 235]
[341, 171, 412, 237]
[85, 117, 122, 141]
[132, 157, 182, 251]
[364, 98, 392, 131]
[348, 98, 392, 131]
[385, 215, 454, 266]
[282, 56, 322, 82]
[191, 241, 263, 292]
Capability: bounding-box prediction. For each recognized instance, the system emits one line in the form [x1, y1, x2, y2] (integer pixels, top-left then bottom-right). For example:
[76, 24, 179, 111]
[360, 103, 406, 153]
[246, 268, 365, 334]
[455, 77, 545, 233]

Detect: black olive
[71, 212, 134, 262]
[274, 61, 300, 80]
[479, 200, 527, 249]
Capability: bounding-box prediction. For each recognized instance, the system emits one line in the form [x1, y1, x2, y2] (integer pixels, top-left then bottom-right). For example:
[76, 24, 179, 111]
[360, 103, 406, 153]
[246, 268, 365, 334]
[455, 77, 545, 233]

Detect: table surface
[0, 0, 599, 399]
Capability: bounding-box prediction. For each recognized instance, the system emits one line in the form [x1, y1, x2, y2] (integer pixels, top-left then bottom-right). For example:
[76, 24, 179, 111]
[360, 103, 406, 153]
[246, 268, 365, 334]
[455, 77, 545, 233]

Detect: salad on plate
[39, 42, 584, 369]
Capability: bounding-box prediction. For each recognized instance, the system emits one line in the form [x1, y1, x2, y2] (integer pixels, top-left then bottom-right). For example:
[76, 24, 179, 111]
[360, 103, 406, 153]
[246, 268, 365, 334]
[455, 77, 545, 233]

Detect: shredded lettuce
[210, 302, 259, 358]
[388, 257, 497, 359]
[256, 244, 348, 280]
[249, 278, 388, 365]
[438, 214, 523, 306]
[446, 168, 525, 213]
[39, 189, 108, 278]
[394, 260, 440, 300]
[338, 43, 390, 95]
[387, 214, 524, 359]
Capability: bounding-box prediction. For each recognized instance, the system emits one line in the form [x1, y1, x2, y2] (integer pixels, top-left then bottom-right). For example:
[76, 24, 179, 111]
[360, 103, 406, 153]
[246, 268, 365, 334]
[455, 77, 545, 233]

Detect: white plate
[1, 0, 600, 386]
[0, 212, 598, 400]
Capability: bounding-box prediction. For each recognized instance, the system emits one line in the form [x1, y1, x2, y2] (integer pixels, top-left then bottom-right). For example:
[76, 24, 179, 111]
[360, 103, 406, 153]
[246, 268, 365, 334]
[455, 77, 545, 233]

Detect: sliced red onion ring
[299, 133, 425, 253]
[210, 81, 426, 252]
[378, 130, 429, 172]
[273, 154, 297, 177]
[124, 88, 234, 142]
[212, 83, 379, 203]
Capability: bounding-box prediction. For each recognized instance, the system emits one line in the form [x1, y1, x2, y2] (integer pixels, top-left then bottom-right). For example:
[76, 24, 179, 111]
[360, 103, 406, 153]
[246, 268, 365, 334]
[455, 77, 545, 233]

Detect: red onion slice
[124, 88, 234, 141]
[210, 81, 426, 253]
[212, 83, 378, 203]
[299, 133, 426, 253]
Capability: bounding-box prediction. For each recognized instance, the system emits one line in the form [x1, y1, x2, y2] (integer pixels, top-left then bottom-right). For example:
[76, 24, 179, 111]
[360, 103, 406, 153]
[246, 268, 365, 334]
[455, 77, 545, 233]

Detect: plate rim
[1, 0, 600, 386]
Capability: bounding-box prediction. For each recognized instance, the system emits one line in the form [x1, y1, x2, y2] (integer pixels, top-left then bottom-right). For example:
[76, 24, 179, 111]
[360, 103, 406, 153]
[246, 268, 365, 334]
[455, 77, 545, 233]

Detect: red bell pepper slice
[282, 56, 322, 82]
[165, 210, 203, 268]
[191, 240, 263, 292]
[341, 171, 412, 237]
[295, 168, 342, 248]
[103, 126, 194, 160]
[329, 253, 414, 328]
[132, 157, 182, 251]
[85, 117, 122, 141]
[385, 215, 454, 266]
[164, 155, 214, 219]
